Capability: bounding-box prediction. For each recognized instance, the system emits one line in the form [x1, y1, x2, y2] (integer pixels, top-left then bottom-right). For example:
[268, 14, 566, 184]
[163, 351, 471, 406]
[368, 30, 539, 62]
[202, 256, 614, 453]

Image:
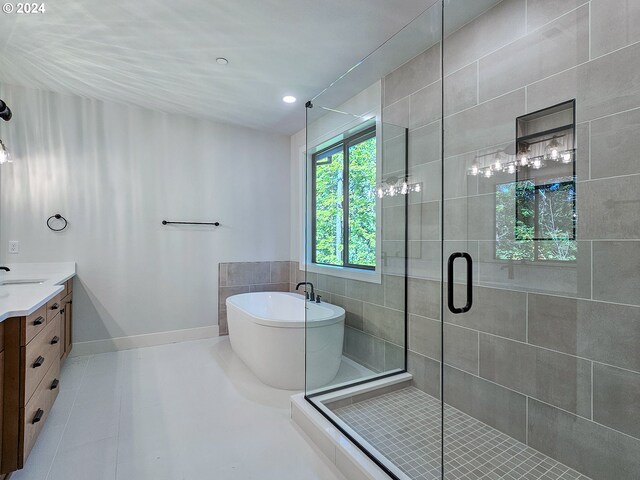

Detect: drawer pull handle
[33, 316, 45, 326]
[51, 336, 60, 345]
[51, 379, 59, 390]
[33, 356, 45, 368]
[50, 303, 59, 311]
[32, 409, 44, 424]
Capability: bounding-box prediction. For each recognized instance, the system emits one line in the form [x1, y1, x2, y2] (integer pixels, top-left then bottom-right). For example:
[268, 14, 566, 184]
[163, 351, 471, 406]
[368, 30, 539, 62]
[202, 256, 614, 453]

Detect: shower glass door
[303, 3, 445, 478]
[442, 1, 640, 479]
[302, 0, 639, 478]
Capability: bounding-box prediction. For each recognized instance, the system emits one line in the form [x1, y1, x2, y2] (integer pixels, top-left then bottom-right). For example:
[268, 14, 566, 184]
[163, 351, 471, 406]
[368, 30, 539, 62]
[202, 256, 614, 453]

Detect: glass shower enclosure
[302, 1, 640, 479]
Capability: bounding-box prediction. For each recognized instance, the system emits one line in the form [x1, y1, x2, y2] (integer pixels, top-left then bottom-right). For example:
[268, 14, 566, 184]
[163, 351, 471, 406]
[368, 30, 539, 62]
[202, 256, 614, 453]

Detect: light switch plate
[8, 240, 19, 254]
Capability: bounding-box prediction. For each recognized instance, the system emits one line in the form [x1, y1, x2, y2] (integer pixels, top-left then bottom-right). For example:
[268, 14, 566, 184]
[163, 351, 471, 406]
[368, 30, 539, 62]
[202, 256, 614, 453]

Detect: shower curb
[290, 373, 413, 480]
[291, 394, 391, 480]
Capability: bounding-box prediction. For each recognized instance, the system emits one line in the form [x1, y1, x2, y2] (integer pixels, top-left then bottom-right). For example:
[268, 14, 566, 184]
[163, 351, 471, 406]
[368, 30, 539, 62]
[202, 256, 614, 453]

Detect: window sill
[305, 262, 382, 284]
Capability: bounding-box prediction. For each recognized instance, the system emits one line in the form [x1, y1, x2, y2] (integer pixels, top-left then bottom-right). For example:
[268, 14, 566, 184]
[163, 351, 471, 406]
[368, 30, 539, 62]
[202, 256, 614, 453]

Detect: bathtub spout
[295, 281, 315, 301]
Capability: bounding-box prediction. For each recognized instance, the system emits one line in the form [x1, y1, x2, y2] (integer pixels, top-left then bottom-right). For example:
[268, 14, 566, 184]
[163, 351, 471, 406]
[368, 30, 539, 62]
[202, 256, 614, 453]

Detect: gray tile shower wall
[218, 261, 293, 335]
[289, 261, 406, 374]
[380, 1, 640, 479]
[221, 260, 407, 373]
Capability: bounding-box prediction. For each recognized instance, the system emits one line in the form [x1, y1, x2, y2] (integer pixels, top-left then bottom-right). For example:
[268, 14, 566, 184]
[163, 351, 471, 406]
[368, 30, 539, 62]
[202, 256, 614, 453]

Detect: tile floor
[333, 387, 591, 480]
[12, 337, 346, 480]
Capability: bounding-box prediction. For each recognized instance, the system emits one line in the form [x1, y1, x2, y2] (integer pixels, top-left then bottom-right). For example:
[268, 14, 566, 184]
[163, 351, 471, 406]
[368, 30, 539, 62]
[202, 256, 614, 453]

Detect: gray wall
[218, 261, 294, 335]
[290, 262, 406, 375]
[381, 1, 640, 478]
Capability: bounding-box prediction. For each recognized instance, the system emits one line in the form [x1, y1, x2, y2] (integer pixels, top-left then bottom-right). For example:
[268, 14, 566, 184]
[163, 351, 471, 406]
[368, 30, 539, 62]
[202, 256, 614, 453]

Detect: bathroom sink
[0, 279, 46, 285]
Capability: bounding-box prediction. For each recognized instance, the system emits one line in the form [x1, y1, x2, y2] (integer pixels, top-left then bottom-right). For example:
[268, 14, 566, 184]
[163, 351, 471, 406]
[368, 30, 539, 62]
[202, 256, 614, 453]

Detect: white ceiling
[0, 0, 435, 134]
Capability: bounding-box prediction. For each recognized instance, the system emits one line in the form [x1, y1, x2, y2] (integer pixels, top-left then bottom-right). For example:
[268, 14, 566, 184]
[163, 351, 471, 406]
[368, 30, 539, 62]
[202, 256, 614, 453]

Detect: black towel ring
[47, 214, 68, 232]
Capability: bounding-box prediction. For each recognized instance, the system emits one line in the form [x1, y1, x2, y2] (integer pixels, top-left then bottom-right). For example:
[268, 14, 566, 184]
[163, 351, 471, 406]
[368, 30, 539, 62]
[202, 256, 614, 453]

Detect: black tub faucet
[296, 282, 315, 302]
[0, 266, 10, 272]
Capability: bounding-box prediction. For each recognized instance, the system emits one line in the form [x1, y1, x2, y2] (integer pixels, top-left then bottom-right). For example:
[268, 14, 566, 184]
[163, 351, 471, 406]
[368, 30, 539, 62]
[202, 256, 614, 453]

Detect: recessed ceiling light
[282, 95, 297, 104]
[216, 57, 229, 65]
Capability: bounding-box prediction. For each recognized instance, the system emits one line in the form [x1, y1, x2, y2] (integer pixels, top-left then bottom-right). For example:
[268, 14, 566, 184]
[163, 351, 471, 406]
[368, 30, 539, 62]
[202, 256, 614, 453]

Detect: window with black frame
[312, 126, 377, 270]
[495, 178, 576, 261]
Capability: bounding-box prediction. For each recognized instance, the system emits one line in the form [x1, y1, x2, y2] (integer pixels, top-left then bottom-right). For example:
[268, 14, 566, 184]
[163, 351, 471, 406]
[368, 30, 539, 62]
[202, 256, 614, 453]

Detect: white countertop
[0, 262, 76, 322]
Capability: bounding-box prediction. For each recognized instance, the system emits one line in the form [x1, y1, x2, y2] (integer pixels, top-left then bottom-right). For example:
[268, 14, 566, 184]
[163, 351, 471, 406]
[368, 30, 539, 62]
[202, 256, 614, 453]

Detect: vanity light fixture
[0, 139, 11, 164]
[493, 150, 507, 171]
[376, 175, 421, 198]
[0, 99, 11, 121]
[517, 144, 530, 166]
[545, 135, 562, 160]
[467, 139, 575, 178]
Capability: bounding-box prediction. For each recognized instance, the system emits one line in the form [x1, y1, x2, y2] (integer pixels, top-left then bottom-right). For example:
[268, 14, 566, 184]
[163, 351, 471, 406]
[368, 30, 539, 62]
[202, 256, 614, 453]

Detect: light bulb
[507, 163, 516, 174]
[545, 136, 563, 161]
[414, 184, 421, 193]
[0, 140, 10, 164]
[377, 187, 384, 198]
[469, 163, 479, 176]
[389, 186, 396, 196]
[493, 150, 508, 172]
[519, 155, 529, 167]
[483, 168, 493, 178]
[561, 151, 572, 163]
[517, 143, 530, 167]
[532, 158, 542, 169]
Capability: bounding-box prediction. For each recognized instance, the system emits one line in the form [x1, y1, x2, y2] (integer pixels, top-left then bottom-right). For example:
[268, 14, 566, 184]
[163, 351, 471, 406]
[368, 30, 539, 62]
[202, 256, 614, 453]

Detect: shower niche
[509, 100, 577, 260]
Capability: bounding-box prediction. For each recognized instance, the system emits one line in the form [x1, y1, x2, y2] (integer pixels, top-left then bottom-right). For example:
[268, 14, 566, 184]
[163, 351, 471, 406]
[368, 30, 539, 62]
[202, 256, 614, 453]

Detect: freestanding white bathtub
[226, 292, 345, 390]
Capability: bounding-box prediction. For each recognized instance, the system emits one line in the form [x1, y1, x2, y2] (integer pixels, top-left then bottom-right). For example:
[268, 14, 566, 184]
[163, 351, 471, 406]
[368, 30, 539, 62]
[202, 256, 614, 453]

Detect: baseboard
[70, 325, 219, 356]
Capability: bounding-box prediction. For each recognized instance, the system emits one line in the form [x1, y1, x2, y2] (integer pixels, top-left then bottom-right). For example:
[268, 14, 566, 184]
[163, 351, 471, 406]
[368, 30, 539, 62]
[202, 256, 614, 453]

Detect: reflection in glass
[496, 179, 576, 262]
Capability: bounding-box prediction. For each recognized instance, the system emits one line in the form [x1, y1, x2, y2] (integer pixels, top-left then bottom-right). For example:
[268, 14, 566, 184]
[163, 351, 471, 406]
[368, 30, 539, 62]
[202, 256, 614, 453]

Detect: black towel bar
[162, 220, 220, 226]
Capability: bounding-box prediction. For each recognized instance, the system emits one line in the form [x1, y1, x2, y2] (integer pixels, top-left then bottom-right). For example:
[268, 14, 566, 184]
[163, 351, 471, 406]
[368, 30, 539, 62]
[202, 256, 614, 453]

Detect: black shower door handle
[447, 252, 473, 314]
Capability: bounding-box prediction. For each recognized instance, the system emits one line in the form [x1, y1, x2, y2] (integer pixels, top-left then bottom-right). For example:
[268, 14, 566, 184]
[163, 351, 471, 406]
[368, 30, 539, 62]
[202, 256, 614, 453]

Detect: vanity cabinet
[60, 279, 73, 360]
[0, 324, 5, 480]
[1, 276, 74, 475]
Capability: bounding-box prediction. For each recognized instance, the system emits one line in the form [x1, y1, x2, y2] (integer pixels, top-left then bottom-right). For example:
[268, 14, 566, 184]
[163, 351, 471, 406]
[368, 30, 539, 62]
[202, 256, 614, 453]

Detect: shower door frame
[303, 102, 413, 480]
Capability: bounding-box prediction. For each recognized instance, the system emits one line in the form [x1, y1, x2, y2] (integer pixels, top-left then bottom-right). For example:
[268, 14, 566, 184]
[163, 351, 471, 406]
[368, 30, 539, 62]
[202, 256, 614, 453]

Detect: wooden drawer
[24, 305, 47, 346]
[24, 316, 60, 404]
[61, 293, 72, 308]
[46, 294, 62, 323]
[0, 349, 4, 459]
[59, 315, 65, 359]
[22, 357, 60, 462]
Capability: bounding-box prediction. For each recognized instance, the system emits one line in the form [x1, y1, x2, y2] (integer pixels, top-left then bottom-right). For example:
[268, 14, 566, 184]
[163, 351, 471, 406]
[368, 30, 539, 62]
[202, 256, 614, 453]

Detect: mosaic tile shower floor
[332, 387, 591, 480]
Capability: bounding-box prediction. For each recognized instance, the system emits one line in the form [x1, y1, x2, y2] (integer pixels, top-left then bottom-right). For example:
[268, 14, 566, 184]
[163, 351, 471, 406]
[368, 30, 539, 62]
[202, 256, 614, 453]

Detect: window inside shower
[311, 125, 377, 270]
